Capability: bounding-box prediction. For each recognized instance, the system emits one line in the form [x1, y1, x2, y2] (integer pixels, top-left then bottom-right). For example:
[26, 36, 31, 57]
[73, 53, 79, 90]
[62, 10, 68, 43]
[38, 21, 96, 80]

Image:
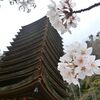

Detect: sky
[0, 0, 100, 54]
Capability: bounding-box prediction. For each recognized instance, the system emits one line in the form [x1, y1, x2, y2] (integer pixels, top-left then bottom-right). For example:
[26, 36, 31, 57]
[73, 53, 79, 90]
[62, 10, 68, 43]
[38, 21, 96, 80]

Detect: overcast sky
[0, 0, 100, 53]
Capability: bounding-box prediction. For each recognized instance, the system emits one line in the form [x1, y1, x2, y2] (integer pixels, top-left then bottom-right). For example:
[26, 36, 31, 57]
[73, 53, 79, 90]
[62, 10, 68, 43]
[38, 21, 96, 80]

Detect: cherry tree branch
[72, 2, 100, 14]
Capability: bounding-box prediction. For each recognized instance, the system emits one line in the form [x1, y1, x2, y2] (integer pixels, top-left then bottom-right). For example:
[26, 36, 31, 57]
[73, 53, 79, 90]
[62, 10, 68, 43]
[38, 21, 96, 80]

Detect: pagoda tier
[0, 16, 68, 99]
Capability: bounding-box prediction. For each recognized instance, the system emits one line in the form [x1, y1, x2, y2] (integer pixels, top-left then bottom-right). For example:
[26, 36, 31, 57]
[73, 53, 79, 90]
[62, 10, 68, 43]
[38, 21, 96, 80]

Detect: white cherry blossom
[64, 42, 92, 57]
[47, 0, 68, 33]
[58, 63, 80, 87]
[60, 53, 72, 63]
[9, 0, 36, 13]
[47, 0, 79, 34]
[89, 57, 100, 75]
[57, 41, 100, 87]
[74, 55, 94, 79]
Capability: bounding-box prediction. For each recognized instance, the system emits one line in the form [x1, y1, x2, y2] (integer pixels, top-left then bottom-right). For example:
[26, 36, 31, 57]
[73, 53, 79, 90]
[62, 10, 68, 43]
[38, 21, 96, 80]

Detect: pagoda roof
[0, 16, 68, 99]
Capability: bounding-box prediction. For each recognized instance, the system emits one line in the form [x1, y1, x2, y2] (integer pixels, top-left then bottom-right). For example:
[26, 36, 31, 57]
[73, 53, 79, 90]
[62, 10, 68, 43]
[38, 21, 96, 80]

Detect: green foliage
[65, 75, 100, 100]
[78, 75, 100, 100]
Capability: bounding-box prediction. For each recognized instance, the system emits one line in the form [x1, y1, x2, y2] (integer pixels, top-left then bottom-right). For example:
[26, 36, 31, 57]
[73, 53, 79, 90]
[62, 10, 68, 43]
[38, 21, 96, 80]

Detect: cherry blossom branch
[72, 2, 100, 14]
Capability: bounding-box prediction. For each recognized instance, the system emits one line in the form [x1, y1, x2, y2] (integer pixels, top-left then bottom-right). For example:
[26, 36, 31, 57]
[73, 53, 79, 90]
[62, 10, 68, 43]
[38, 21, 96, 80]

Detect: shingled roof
[0, 16, 68, 99]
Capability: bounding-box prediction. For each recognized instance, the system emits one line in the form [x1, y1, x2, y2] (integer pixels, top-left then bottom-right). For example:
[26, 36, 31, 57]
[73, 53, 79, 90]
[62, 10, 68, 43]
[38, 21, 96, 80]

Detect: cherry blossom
[57, 41, 100, 87]
[59, 53, 72, 63]
[74, 55, 95, 79]
[58, 63, 80, 87]
[89, 56, 100, 75]
[64, 42, 92, 55]
[9, 0, 36, 13]
[47, 0, 68, 33]
[47, 0, 79, 34]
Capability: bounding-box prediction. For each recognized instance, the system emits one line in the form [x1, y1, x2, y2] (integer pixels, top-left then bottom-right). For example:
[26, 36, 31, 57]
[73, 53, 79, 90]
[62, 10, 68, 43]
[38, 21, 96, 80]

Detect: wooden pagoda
[0, 16, 68, 99]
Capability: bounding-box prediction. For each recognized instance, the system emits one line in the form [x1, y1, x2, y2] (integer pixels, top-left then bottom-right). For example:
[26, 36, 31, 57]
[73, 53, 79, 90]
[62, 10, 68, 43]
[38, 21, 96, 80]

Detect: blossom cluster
[9, 0, 36, 13]
[47, 0, 79, 34]
[57, 42, 100, 87]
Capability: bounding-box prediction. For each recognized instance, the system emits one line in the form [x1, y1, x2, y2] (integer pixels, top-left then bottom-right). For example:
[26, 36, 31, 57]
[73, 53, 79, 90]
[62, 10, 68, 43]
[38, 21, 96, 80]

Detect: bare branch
[72, 2, 100, 14]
